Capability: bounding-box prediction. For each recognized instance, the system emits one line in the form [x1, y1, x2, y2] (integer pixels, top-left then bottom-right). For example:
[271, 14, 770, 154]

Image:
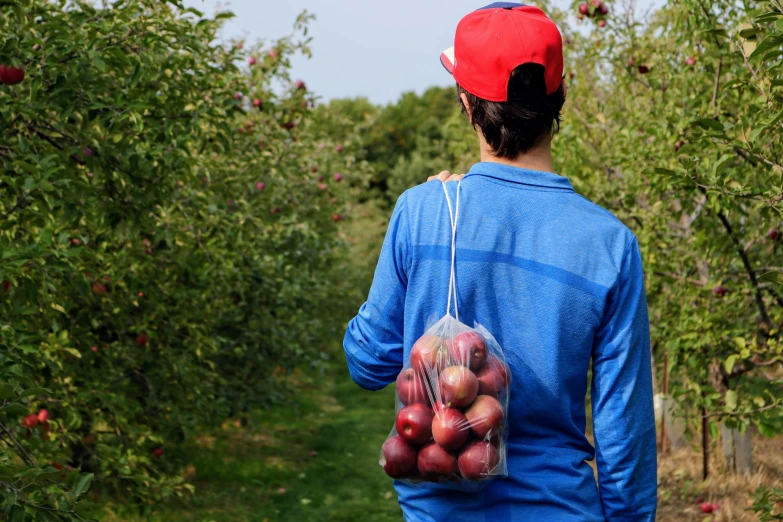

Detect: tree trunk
[720, 423, 753, 475]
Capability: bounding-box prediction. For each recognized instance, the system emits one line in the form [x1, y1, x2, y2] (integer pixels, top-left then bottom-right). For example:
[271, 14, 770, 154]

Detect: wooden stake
[660, 352, 669, 455]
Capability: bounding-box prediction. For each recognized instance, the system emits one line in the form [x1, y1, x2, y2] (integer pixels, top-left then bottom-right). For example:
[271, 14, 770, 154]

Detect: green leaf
[72, 472, 94, 499]
[9, 505, 25, 522]
[749, 34, 783, 59]
[0, 382, 13, 400]
[758, 421, 777, 437]
[20, 387, 50, 398]
[724, 354, 739, 374]
[759, 271, 783, 285]
[712, 154, 733, 177]
[725, 390, 738, 410]
[0, 403, 29, 416]
[690, 118, 724, 132]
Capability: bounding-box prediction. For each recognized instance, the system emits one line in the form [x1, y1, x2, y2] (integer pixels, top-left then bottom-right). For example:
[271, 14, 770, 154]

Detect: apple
[458, 440, 500, 480]
[91, 346, 98, 352]
[336, 144, 344, 153]
[439, 366, 478, 407]
[432, 407, 469, 451]
[253, 98, 262, 107]
[283, 121, 296, 130]
[152, 447, 164, 457]
[2, 280, 10, 292]
[396, 368, 431, 406]
[638, 65, 650, 74]
[92, 283, 107, 295]
[318, 183, 328, 191]
[137, 334, 148, 346]
[236, 42, 244, 50]
[396, 403, 434, 445]
[578, 3, 588, 15]
[476, 358, 510, 397]
[333, 173, 344, 182]
[72, 238, 81, 245]
[465, 395, 504, 438]
[417, 442, 457, 481]
[37, 409, 49, 423]
[82, 147, 94, 157]
[138, 291, 144, 297]
[332, 214, 344, 222]
[295, 80, 306, 91]
[598, 19, 606, 27]
[311, 166, 319, 173]
[699, 502, 719, 514]
[448, 331, 487, 370]
[712, 285, 726, 297]
[270, 207, 282, 214]
[23, 414, 39, 429]
[249, 56, 257, 65]
[599, 3, 609, 15]
[767, 228, 780, 240]
[685, 56, 696, 67]
[256, 181, 266, 191]
[0, 65, 25, 85]
[410, 335, 448, 372]
[381, 436, 417, 479]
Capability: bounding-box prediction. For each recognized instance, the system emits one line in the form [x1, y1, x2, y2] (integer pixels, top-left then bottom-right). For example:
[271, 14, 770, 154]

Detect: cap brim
[440, 46, 455, 75]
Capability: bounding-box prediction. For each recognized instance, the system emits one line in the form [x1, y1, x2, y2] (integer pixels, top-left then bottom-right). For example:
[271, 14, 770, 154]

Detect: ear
[459, 92, 473, 120]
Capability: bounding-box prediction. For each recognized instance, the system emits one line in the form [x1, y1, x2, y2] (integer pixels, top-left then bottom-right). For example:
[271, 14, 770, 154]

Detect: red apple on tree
[458, 440, 500, 480]
[712, 285, 726, 297]
[255, 181, 266, 191]
[396, 403, 434, 445]
[333, 173, 344, 182]
[439, 366, 478, 408]
[638, 65, 650, 74]
[767, 228, 780, 240]
[137, 334, 148, 346]
[37, 409, 49, 423]
[152, 447, 164, 457]
[249, 56, 257, 65]
[447, 331, 487, 370]
[464, 395, 504, 438]
[598, 3, 609, 15]
[92, 283, 107, 296]
[23, 414, 39, 429]
[2, 280, 10, 292]
[295, 80, 306, 91]
[336, 144, 344, 153]
[396, 368, 431, 405]
[598, 19, 606, 27]
[0, 65, 25, 85]
[432, 407, 469, 451]
[417, 442, 458, 481]
[253, 98, 262, 107]
[685, 56, 696, 67]
[476, 357, 510, 397]
[381, 436, 417, 479]
[578, 3, 589, 15]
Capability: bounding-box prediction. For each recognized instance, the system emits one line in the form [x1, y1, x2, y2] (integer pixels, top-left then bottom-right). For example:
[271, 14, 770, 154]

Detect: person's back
[343, 4, 657, 521]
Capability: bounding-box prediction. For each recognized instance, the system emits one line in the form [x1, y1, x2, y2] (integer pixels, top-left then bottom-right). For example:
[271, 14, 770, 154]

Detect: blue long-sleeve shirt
[344, 162, 657, 521]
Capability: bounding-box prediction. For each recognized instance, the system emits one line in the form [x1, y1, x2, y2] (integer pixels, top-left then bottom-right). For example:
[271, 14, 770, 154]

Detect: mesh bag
[379, 181, 510, 488]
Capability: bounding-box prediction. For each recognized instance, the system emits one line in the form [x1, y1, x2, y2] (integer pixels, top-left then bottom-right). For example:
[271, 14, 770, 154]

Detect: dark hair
[457, 63, 565, 158]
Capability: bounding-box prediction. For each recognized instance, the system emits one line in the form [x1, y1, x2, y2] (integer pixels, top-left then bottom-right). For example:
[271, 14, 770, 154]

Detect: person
[343, 3, 657, 521]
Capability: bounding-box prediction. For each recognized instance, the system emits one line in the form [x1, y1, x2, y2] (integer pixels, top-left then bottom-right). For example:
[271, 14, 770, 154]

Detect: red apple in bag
[395, 403, 434, 446]
[439, 366, 478, 408]
[476, 357, 510, 397]
[432, 407, 470, 451]
[458, 440, 500, 480]
[410, 335, 448, 372]
[381, 436, 417, 479]
[396, 368, 431, 406]
[448, 331, 487, 370]
[464, 395, 504, 439]
[417, 442, 458, 481]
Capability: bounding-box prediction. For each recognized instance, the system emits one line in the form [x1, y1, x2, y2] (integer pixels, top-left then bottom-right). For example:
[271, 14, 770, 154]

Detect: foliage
[750, 487, 783, 520]
[0, 0, 368, 519]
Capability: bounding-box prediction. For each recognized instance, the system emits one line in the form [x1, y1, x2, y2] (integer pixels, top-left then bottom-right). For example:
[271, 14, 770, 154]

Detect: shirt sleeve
[343, 192, 409, 391]
[591, 236, 657, 521]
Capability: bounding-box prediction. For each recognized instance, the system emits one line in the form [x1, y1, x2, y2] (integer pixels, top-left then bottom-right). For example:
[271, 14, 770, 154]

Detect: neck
[478, 139, 555, 173]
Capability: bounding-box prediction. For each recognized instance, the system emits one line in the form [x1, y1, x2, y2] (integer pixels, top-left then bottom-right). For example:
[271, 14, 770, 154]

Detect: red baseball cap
[440, 2, 564, 102]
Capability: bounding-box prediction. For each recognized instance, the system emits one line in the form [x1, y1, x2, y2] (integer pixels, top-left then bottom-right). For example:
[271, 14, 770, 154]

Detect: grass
[96, 364, 403, 522]
[92, 361, 783, 522]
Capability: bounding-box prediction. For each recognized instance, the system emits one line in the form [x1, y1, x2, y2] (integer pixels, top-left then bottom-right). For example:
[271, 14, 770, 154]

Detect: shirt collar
[464, 162, 574, 192]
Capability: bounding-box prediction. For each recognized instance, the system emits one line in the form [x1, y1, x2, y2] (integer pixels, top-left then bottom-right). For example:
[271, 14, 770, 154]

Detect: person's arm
[591, 236, 657, 521]
[343, 192, 410, 390]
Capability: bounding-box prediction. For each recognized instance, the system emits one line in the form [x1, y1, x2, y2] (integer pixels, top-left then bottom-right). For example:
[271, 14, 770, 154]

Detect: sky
[181, 0, 660, 106]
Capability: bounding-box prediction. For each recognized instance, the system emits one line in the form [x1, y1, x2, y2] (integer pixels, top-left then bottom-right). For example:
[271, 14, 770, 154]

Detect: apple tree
[0, 1, 367, 519]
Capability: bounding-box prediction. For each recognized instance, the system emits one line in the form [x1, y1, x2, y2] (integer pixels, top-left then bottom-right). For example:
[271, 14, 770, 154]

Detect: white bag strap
[441, 180, 462, 321]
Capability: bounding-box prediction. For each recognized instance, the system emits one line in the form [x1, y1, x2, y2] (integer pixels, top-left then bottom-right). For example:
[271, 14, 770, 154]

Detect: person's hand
[427, 170, 465, 183]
